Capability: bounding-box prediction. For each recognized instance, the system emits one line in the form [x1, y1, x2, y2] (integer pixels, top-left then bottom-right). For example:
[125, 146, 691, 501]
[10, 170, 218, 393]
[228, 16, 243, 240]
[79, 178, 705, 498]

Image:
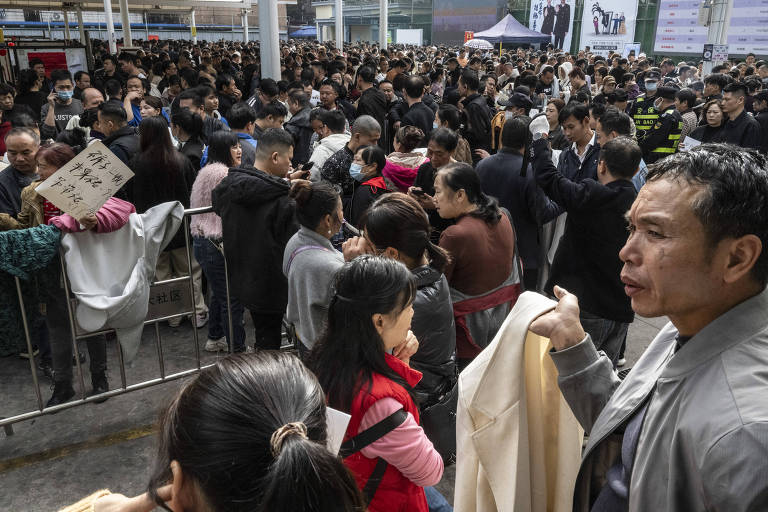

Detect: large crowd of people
[3, 35, 768, 512]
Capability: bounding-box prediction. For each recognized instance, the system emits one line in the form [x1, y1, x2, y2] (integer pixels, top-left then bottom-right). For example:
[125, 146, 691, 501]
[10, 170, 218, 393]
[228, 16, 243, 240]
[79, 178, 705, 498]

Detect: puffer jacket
[309, 133, 351, 181]
[284, 106, 314, 166]
[190, 162, 229, 239]
[409, 264, 457, 401]
[382, 152, 428, 192]
[211, 167, 299, 313]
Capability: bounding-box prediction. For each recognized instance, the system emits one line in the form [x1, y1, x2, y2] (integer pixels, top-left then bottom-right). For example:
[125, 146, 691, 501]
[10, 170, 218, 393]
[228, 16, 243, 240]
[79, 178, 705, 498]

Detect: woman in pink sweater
[190, 131, 245, 353]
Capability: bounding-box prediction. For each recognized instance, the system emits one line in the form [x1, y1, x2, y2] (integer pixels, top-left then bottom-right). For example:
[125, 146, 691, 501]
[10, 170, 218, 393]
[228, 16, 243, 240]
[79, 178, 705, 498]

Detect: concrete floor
[0, 313, 666, 511]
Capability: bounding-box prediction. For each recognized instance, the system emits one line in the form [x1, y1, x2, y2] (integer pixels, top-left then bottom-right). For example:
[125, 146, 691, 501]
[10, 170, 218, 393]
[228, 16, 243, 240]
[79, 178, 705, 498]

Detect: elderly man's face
[620, 178, 725, 332]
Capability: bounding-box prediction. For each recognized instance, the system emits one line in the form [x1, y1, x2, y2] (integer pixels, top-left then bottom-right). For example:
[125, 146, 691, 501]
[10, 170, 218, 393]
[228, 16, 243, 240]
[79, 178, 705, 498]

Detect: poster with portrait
[580, 0, 639, 57]
[529, 0, 575, 51]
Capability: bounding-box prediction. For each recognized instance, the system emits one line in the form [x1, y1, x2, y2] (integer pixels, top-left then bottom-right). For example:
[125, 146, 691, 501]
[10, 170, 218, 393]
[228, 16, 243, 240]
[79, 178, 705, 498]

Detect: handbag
[419, 380, 459, 465]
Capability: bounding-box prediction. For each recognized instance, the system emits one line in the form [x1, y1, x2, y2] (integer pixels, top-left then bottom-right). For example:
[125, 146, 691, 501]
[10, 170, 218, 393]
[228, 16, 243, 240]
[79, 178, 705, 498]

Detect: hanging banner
[580, 0, 638, 57]
[529, 0, 575, 51]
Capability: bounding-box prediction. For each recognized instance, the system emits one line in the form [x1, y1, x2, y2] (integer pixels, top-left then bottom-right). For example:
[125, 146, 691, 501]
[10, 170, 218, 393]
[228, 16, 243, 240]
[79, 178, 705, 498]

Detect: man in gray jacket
[532, 144, 768, 511]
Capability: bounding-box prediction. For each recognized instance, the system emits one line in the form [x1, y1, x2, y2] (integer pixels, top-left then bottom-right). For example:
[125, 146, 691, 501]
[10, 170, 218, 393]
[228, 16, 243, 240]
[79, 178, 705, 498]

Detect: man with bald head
[0, 127, 39, 216]
[66, 88, 104, 136]
[532, 144, 768, 511]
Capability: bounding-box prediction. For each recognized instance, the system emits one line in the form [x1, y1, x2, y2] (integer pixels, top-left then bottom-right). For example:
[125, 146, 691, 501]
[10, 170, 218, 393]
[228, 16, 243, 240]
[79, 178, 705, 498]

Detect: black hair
[138, 116, 179, 177]
[608, 88, 628, 104]
[102, 55, 117, 66]
[357, 65, 376, 84]
[589, 101, 607, 119]
[501, 115, 530, 150]
[55, 129, 88, 154]
[459, 70, 480, 91]
[16, 69, 39, 95]
[675, 88, 697, 110]
[254, 128, 294, 159]
[703, 73, 729, 92]
[98, 101, 128, 124]
[147, 352, 364, 512]
[559, 101, 590, 124]
[117, 52, 134, 63]
[73, 70, 89, 82]
[289, 90, 310, 109]
[599, 136, 642, 179]
[289, 181, 340, 230]
[215, 73, 234, 92]
[179, 67, 199, 88]
[29, 58, 44, 68]
[257, 100, 288, 121]
[437, 104, 461, 131]
[403, 75, 425, 99]
[723, 81, 748, 97]
[646, 144, 768, 286]
[362, 192, 451, 273]
[429, 127, 458, 152]
[320, 109, 346, 133]
[598, 108, 633, 137]
[308, 256, 417, 412]
[227, 102, 257, 130]
[50, 69, 73, 85]
[105, 78, 123, 99]
[170, 108, 204, 142]
[78, 107, 99, 129]
[178, 88, 203, 108]
[438, 163, 502, 225]
[259, 78, 280, 98]
[360, 145, 386, 175]
[207, 130, 241, 167]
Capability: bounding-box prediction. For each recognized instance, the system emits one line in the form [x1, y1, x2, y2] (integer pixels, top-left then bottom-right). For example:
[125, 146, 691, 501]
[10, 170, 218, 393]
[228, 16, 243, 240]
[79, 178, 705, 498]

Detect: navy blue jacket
[476, 149, 559, 271]
[557, 136, 601, 182]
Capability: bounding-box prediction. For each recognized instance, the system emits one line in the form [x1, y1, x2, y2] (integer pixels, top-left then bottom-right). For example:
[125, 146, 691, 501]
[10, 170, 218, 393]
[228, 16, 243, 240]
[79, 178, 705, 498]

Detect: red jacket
[343, 353, 428, 512]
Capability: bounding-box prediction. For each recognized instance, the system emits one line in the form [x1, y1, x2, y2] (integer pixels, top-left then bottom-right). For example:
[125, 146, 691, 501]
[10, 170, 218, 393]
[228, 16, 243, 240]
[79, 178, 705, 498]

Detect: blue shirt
[127, 103, 142, 127]
[632, 159, 648, 191]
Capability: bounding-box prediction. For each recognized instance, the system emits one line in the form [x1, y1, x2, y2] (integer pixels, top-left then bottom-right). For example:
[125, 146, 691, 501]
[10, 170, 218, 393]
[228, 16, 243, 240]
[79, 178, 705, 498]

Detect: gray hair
[351, 115, 381, 137]
[5, 127, 40, 146]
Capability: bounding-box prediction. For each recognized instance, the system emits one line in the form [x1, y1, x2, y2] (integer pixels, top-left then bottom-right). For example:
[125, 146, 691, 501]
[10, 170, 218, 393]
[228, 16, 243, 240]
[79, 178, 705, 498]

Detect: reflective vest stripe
[651, 147, 676, 153]
[634, 115, 658, 119]
[669, 134, 681, 140]
[636, 125, 652, 130]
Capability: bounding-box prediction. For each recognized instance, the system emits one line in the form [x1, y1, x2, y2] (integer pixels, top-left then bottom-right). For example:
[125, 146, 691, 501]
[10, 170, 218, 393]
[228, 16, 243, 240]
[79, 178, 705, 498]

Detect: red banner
[464, 31, 474, 42]
[27, 51, 67, 77]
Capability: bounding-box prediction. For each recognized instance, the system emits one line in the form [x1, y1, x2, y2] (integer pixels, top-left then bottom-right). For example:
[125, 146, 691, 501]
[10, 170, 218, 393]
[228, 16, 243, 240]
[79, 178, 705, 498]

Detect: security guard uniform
[638, 86, 684, 165]
[630, 70, 663, 144]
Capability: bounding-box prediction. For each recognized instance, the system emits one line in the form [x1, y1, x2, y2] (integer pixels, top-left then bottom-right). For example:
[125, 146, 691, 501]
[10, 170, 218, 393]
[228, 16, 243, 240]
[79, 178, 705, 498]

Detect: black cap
[645, 70, 661, 81]
[501, 92, 533, 109]
[656, 85, 679, 100]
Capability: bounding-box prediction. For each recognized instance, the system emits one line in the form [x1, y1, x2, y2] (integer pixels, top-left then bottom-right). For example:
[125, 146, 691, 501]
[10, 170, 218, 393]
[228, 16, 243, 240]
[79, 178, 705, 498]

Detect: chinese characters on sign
[36, 141, 134, 220]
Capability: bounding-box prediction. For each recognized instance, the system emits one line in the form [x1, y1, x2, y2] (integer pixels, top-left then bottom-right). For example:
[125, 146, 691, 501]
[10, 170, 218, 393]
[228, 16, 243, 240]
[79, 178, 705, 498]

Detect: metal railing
[1, 205, 228, 432]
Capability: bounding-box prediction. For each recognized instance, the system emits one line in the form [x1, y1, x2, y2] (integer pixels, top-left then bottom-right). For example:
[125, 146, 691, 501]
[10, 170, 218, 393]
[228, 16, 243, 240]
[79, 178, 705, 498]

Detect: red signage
[464, 31, 474, 42]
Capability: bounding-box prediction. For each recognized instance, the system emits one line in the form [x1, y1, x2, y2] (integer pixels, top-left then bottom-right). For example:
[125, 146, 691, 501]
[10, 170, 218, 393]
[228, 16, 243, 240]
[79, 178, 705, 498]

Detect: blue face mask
[349, 162, 364, 181]
[433, 121, 439, 129]
[644, 81, 658, 92]
[57, 90, 74, 101]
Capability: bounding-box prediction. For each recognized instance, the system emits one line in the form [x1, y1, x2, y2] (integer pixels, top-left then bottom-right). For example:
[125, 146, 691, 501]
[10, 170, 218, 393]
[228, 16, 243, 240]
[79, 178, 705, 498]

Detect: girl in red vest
[309, 256, 444, 512]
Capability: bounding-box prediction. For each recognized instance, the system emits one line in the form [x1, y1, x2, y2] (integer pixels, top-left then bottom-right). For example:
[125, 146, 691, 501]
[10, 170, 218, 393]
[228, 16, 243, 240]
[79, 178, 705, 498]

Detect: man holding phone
[40, 69, 83, 140]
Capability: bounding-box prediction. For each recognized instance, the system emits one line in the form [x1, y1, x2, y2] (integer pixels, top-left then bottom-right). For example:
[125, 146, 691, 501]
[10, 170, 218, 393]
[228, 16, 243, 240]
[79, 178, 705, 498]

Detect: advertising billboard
[580, 0, 639, 57]
[432, 0, 506, 45]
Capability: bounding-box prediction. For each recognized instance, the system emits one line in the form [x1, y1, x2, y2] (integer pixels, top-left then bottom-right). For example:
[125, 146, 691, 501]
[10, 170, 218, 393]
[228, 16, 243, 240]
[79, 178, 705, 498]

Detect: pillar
[191, 9, 198, 44]
[103, 0, 117, 53]
[242, 9, 249, 43]
[335, 0, 343, 51]
[76, 6, 86, 43]
[379, 0, 387, 50]
[259, 0, 280, 79]
[703, 0, 733, 75]
[118, 0, 132, 46]
[63, 10, 71, 42]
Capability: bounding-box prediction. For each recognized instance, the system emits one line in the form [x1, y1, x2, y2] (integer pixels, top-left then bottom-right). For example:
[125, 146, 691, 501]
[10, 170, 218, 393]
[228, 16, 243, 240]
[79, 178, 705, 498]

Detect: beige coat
[455, 291, 583, 512]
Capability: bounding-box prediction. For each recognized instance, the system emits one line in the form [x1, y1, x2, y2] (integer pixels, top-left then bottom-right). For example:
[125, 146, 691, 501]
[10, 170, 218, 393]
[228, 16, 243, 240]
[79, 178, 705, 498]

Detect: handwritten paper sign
[36, 141, 133, 219]
[326, 407, 351, 455]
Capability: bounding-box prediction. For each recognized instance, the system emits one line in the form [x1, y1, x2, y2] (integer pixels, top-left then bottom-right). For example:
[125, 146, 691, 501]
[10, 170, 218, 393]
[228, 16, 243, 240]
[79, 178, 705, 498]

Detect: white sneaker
[193, 312, 208, 328]
[617, 357, 627, 367]
[204, 337, 226, 352]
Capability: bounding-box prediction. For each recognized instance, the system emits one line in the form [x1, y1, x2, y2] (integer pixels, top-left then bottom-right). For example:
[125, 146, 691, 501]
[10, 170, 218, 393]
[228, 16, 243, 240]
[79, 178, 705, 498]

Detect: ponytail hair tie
[270, 422, 308, 457]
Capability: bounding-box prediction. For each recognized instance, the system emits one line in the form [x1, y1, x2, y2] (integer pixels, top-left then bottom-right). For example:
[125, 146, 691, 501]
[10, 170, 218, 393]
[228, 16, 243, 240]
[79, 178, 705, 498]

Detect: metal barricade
[1, 206, 231, 432]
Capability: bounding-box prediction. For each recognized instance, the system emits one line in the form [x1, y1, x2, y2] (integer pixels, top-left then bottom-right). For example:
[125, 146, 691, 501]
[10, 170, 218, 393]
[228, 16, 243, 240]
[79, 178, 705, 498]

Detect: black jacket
[689, 124, 724, 143]
[461, 93, 493, 161]
[476, 149, 559, 271]
[711, 110, 762, 150]
[284, 106, 314, 166]
[410, 265, 456, 400]
[402, 101, 435, 142]
[756, 111, 768, 154]
[532, 138, 636, 323]
[217, 93, 237, 119]
[103, 125, 139, 166]
[211, 168, 299, 313]
[356, 86, 388, 131]
[180, 138, 204, 174]
[413, 161, 454, 239]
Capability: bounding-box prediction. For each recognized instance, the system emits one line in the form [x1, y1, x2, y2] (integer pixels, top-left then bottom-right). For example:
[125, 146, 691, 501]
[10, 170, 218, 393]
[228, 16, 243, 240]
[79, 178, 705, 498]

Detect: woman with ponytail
[360, 192, 456, 403]
[283, 180, 345, 356]
[88, 352, 364, 512]
[433, 163, 521, 367]
[309, 256, 444, 512]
